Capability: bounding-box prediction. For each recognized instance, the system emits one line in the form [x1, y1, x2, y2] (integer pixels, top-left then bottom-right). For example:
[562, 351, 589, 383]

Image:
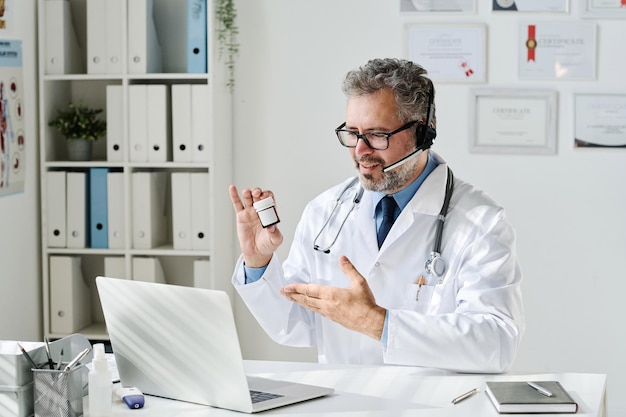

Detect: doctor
[229, 58, 524, 373]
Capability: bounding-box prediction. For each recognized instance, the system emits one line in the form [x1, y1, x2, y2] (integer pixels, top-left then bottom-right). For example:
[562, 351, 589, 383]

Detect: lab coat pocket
[406, 283, 434, 313]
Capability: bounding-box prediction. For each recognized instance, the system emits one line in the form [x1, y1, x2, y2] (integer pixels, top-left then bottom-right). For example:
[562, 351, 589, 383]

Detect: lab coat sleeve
[232, 252, 317, 347]
[384, 209, 525, 373]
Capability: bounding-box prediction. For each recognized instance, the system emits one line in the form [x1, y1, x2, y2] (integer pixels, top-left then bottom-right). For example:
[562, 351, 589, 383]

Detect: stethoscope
[312, 167, 454, 280]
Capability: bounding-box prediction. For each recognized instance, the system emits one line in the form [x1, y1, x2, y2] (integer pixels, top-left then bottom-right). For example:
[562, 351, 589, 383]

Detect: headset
[382, 78, 437, 173]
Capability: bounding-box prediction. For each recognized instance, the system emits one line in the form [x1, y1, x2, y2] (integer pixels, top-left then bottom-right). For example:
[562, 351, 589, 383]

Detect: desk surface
[87, 360, 607, 417]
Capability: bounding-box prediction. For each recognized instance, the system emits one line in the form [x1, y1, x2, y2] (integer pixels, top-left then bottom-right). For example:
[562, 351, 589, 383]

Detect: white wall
[0, 0, 40, 341]
[232, 1, 626, 415]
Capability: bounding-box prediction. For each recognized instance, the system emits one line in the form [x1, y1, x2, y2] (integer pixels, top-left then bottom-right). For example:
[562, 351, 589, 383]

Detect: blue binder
[187, 0, 207, 73]
[89, 167, 109, 248]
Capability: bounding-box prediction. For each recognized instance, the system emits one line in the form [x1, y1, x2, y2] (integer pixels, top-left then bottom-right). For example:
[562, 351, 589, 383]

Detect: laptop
[95, 276, 333, 413]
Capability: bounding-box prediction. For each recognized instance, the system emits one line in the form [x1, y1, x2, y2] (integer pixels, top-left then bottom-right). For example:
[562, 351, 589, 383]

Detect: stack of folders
[485, 381, 578, 414]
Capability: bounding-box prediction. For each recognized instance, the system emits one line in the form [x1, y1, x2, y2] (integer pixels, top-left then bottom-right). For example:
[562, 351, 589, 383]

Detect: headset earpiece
[415, 80, 437, 151]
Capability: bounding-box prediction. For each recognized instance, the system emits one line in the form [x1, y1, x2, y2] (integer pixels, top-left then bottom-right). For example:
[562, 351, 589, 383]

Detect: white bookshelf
[37, 0, 234, 341]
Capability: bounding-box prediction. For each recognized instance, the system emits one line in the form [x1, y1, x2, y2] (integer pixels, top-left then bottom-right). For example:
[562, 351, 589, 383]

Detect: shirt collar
[371, 152, 439, 217]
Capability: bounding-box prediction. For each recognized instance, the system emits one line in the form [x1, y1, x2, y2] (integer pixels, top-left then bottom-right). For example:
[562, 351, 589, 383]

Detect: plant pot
[67, 139, 93, 161]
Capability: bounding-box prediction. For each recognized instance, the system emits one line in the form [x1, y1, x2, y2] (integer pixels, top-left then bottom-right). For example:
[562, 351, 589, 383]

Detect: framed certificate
[469, 89, 558, 154]
[492, 0, 569, 12]
[400, 0, 477, 13]
[580, 0, 626, 18]
[519, 22, 596, 80]
[574, 94, 626, 148]
[406, 24, 487, 83]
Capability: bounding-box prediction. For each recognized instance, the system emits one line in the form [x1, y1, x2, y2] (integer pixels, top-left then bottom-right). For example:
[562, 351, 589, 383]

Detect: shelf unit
[37, 0, 234, 341]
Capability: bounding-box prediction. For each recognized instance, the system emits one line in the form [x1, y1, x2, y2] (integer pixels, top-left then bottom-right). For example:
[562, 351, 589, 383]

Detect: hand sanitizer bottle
[88, 343, 112, 416]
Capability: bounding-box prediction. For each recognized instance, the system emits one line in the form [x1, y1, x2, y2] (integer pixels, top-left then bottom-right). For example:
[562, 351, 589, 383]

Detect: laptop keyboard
[249, 390, 284, 403]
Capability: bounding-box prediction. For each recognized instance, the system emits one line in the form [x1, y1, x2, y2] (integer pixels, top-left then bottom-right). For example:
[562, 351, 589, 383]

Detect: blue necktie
[377, 196, 399, 248]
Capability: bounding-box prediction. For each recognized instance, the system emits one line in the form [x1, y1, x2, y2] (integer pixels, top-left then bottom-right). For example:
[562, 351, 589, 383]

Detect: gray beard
[356, 154, 419, 193]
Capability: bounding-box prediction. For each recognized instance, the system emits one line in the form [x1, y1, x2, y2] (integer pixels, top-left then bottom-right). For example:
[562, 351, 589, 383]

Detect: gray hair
[341, 58, 436, 127]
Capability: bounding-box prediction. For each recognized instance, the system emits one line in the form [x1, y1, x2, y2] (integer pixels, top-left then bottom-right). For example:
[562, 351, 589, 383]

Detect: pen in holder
[32, 363, 84, 417]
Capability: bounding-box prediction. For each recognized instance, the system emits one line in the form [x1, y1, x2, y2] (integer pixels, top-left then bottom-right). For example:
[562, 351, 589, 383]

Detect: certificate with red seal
[518, 22, 596, 80]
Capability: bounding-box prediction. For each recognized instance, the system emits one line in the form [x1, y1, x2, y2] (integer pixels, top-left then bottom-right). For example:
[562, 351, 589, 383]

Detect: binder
[89, 168, 109, 249]
[107, 172, 125, 249]
[49, 256, 92, 334]
[190, 172, 210, 250]
[106, 85, 124, 162]
[171, 84, 192, 162]
[193, 259, 212, 289]
[132, 257, 166, 283]
[66, 172, 89, 249]
[171, 172, 192, 250]
[186, 0, 207, 73]
[105, 0, 125, 74]
[131, 171, 168, 249]
[104, 256, 127, 279]
[191, 84, 211, 162]
[46, 171, 67, 248]
[128, 0, 163, 74]
[86, 0, 106, 74]
[128, 85, 148, 162]
[44, 0, 84, 75]
[147, 85, 171, 162]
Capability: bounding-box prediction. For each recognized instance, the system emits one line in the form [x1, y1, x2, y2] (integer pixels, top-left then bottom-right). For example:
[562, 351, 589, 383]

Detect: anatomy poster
[0, 40, 24, 196]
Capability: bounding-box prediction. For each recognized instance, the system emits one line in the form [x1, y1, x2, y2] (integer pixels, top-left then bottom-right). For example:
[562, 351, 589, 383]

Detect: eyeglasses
[335, 120, 419, 150]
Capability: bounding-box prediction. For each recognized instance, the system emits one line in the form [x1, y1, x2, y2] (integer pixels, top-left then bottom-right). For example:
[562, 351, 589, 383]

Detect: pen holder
[32, 364, 84, 417]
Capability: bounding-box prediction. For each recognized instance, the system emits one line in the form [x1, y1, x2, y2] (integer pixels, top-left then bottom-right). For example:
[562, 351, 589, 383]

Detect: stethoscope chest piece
[425, 252, 446, 279]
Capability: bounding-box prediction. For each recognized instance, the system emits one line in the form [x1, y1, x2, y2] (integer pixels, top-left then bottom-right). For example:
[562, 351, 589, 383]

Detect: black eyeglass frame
[334, 120, 420, 150]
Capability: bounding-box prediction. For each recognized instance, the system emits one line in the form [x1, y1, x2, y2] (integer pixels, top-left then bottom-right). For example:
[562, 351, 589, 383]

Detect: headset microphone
[382, 148, 424, 172]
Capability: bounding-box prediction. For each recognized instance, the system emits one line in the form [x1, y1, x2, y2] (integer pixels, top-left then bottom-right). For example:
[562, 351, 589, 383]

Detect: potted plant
[48, 102, 106, 161]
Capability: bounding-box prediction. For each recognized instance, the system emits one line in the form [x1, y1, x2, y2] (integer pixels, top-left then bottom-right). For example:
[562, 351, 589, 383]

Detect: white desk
[88, 361, 607, 416]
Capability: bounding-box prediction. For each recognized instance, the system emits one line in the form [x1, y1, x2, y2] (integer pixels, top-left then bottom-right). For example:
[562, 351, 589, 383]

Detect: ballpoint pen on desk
[451, 388, 479, 404]
[17, 342, 39, 370]
[527, 381, 554, 397]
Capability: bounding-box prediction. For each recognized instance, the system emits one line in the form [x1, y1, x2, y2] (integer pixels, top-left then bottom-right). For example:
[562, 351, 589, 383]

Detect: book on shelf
[485, 381, 578, 414]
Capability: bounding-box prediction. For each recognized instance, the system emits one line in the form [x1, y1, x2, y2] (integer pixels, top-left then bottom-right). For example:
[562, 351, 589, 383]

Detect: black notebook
[485, 381, 578, 414]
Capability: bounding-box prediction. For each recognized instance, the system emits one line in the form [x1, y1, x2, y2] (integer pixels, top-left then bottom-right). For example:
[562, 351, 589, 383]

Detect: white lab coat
[232, 154, 525, 373]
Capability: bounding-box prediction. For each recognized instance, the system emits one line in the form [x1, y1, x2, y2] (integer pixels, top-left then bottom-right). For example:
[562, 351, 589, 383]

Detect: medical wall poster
[400, 0, 476, 13]
[406, 24, 486, 83]
[492, 0, 569, 12]
[0, 40, 25, 196]
[518, 22, 596, 80]
[574, 94, 626, 148]
[581, 0, 626, 18]
[469, 89, 558, 154]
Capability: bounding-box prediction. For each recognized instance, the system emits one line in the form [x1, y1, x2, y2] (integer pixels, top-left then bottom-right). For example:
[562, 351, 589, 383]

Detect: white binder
[106, 85, 124, 162]
[66, 172, 88, 249]
[147, 85, 171, 162]
[107, 172, 126, 249]
[44, 0, 84, 75]
[191, 84, 211, 162]
[86, 0, 106, 74]
[104, 256, 127, 279]
[171, 172, 192, 250]
[171, 84, 192, 162]
[105, 0, 125, 74]
[193, 259, 212, 289]
[128, 85, 148, 162]
[190, 172, 210, 250]
[49, 256, 92, 334]
[128, 0, 163, 74]
[46, 171, 67, 248]
[132, 257, 166, 283]
[131, 171, 168, 249]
